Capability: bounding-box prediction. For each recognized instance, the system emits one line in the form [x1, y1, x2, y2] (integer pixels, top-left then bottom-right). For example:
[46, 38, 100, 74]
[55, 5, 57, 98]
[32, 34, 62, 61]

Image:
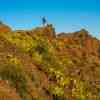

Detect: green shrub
[72, 80, 87, 100]
[52, 95, 66, 100]
[48, 84, 64, 96]
[6, 54, 21, 65]
[0, 64, 29, 100]
[1, 32, 34, 52]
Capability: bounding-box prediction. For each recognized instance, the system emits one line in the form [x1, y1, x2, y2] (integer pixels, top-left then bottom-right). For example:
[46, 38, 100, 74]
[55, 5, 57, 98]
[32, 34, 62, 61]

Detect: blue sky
[0, 0, 100, 38]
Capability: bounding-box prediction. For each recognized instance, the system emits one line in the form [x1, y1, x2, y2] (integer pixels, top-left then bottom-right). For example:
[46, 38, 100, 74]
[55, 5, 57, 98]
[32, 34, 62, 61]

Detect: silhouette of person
[42, 17, 47, 26]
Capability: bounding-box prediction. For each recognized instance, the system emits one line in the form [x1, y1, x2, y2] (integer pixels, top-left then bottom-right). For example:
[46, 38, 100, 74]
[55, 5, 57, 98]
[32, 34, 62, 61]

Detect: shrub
[1, 32, 34, 52]
[6, 54, 21, 65]
[48, 84, 64, 96]
[72, 80, 87, 100]
[0, 64, 29, 100]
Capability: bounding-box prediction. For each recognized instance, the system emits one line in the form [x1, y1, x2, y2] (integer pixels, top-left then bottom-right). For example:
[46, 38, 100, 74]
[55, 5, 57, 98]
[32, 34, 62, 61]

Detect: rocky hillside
[0, 23, 100, 100]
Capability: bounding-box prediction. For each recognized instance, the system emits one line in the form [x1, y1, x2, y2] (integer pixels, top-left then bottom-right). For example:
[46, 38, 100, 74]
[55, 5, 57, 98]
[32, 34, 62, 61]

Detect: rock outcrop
[0, 22, 11, 33]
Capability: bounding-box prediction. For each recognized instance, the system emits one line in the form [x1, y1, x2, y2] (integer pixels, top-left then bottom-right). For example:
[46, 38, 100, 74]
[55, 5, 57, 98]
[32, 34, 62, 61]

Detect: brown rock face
[57, 29, 100, 57]
[0, 23, 12, 33]
[31, 24, 55, 40]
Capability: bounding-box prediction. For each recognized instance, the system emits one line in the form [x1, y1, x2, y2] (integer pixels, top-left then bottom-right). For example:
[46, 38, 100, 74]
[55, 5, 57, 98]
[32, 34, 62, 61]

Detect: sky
[0, 0, 100, 38]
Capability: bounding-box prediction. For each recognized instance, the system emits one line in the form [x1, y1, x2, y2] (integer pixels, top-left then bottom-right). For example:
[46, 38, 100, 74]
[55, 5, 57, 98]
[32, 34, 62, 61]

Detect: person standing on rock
[42, 17, 47, 26]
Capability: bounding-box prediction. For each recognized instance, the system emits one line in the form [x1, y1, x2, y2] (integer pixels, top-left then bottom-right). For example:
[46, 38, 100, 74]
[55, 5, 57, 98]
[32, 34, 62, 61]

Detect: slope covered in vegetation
[0, 23, 100, 100]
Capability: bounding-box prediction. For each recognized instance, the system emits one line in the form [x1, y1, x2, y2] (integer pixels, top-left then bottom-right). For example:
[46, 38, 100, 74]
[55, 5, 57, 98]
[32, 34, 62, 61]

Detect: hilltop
[0, 22, 100, 100]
